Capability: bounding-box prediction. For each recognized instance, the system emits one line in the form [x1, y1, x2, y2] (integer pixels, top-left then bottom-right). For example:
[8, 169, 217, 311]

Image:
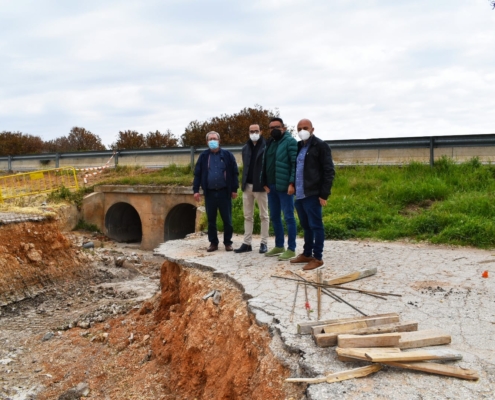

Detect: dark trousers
[295, 195, 324, 260]
[205, 188, 233, 246]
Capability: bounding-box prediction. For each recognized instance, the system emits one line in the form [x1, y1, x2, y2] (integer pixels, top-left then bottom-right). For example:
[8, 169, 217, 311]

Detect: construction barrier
[0, 167, 79, 202]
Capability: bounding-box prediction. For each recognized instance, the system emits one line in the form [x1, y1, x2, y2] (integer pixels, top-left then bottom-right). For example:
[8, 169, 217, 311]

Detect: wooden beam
[398, 330, 451, 349]
[336, 328, 449, 349]
[320, 314, 400, 335]
[384, 362, 479, 381]
[298, 312, 399, 335]
[336, 347, 401, 362]
[315, 321, 417, 348]
[324, 268, 377, 285]
[365, 349, 463, 363]
[285, 365, 382, 384]
[338, 333, 401, 348]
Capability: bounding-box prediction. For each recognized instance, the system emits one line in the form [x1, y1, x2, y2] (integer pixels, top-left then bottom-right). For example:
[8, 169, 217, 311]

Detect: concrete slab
[0, 212, 46, 225]
[155, 235, 495, 399]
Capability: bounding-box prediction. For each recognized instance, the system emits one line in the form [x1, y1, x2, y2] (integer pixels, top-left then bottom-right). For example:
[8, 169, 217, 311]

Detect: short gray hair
[206, 131, 220, 141]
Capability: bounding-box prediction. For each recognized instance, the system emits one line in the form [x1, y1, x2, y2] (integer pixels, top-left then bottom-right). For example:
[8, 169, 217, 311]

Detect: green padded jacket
[261, 131, 298, 192]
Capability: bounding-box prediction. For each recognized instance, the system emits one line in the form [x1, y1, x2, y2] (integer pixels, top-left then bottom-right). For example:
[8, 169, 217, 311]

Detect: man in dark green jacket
[261, 117, 298, 260]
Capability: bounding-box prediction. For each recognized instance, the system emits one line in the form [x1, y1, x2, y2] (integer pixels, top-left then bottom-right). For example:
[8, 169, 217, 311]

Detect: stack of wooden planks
[295, 313, 479, 382]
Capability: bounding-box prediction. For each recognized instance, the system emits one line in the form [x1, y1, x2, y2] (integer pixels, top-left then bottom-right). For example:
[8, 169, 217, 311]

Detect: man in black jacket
[291, 119, 335, 270]
[234, 124, 269, 254]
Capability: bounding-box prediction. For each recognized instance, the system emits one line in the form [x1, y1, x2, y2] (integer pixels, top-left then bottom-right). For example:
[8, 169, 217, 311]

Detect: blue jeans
[205, 188, 233, 246]
[267, 184, 296, 251]
[295, 195, 324, 260]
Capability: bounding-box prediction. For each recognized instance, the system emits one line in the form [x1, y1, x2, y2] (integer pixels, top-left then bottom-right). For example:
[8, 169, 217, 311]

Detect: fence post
[115, 152, 119, 167]
[7, 155, 12, 172]
[55, 153, 60, 168]
[190, 146, 195, 169]
[429, 137, 434, 168]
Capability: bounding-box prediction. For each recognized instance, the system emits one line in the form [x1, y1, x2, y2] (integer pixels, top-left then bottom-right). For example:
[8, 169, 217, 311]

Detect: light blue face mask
[208, 140, 219, 150]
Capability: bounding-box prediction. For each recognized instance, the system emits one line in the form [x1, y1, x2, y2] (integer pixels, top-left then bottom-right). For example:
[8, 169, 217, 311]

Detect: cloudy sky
[1, 0, 494, 147]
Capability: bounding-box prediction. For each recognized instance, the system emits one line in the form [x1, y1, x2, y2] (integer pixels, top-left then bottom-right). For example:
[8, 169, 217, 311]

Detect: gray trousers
[242, 184, 269, 245]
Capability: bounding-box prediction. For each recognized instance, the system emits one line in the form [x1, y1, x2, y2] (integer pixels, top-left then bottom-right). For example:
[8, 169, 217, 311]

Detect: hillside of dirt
[0, 220, 302, 399]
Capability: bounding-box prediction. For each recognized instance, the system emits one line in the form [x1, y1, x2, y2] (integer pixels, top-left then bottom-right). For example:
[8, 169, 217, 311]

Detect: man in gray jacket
[234, 124, 269, 254]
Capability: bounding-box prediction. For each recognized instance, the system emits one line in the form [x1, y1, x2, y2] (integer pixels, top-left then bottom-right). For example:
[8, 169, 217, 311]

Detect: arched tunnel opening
[105, 202, 142, 243]
[164, 203, 196, 241]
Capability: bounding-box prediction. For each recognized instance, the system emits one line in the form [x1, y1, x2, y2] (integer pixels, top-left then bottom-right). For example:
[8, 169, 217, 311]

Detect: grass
[99, 164, 194, 186]
[47, 158, 495, 249]
[218, 157, 495, 249]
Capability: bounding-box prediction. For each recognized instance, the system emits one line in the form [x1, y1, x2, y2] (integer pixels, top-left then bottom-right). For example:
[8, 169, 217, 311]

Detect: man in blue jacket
[291, 119, 335, 270]
[193, 131, 239, 252]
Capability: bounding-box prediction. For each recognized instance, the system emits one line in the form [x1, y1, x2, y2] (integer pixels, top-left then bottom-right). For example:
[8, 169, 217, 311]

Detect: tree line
[0, 105, 279, 156]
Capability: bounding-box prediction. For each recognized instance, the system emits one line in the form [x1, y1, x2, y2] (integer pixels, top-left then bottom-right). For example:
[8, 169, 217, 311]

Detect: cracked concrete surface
[155, 234, 495, 399]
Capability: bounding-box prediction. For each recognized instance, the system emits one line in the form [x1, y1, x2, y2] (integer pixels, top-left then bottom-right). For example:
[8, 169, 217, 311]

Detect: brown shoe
[207, 244, 218, 252]
[290, 253, 315, 264]
[225, 244, 233, 251]
[302, 259, 325, 271]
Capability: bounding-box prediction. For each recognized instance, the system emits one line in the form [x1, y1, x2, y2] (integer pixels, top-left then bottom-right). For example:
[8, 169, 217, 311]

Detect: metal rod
[317, 270, 322, 320]
[304, 283, 311, 320]
[272, 275, 400, 298]
[292, 273, 368, 316]
[289, 283, 299, 323]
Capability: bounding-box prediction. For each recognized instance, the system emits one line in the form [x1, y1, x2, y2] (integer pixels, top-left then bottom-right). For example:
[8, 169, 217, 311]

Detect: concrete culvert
[164, 203, 196, 241]
[105, 202, 142, 243]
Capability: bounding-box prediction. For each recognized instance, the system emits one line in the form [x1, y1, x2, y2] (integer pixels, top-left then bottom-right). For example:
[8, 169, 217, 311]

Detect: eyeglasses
[249, 130, 260, 134]
[269, 125, 283, 130]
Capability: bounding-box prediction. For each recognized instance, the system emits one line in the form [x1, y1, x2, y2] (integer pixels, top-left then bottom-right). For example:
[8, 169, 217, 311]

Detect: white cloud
[0, 0, 494, 147]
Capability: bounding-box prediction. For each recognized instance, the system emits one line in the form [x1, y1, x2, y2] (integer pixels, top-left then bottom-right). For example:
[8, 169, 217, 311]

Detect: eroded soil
[0, 222, 301, 400]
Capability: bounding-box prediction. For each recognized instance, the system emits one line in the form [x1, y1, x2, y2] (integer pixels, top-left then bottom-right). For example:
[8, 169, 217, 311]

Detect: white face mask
[250, 133, 260, 142]
[298, 129, 311, 141]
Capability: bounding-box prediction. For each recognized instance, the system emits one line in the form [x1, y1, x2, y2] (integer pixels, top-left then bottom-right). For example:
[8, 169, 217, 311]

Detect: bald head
[297, 119, 314, 134]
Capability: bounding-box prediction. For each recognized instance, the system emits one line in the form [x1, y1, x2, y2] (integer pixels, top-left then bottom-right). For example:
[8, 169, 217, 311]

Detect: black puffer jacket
[241, 136, 266, 192]
[296, 135, 335, 200]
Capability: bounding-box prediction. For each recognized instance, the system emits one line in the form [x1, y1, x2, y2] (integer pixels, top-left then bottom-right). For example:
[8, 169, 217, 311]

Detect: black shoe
[234, 243, 252, 253]
[259, 243, 268, 254]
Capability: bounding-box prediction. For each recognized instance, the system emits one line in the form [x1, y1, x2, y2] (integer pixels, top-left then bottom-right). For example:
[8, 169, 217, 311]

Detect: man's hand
[264, 186, 270, 193]
[319, 197, 327, 206]
[194, 193, 201, 202]
[288, 184, 295, 195]
[231, 192, 238, 199]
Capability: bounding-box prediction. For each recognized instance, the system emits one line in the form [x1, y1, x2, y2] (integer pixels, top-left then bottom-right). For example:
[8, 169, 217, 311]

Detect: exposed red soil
[0, 221, 302, 399]
[0, 221, 93, 305]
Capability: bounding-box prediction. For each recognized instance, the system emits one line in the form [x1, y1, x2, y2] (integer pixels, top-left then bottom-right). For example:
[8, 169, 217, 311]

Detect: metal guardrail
[1, 133, 494, 170]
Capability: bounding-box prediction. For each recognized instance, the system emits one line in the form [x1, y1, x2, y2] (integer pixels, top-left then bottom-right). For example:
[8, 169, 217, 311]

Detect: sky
[1, 0, 494, 147]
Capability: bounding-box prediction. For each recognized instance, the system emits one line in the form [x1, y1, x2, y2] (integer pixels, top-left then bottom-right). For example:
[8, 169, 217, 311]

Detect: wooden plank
[336, 347, 401, 362]
[315, 321, 418, 348]
[384, 362, 479, 381]
[398, 330, 451, 349]
[298, 312, 399, 335]
[324, 268, 377, 285]
[285, 365, 382, 384]
[321, 314, 400, 334]
[365, 349, 463, 362]
[338, 333, 401, 348]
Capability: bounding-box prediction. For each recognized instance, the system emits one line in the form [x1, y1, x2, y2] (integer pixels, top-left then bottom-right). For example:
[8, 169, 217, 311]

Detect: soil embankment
[0, 220, 301, 399]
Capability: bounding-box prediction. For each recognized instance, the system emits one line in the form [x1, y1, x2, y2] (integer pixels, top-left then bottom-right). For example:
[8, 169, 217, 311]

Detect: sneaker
[302, 259, 325, 271]
[290, 253, 315, 264]
[265, 246, 285, 257]
[278, 249, 296, 261]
